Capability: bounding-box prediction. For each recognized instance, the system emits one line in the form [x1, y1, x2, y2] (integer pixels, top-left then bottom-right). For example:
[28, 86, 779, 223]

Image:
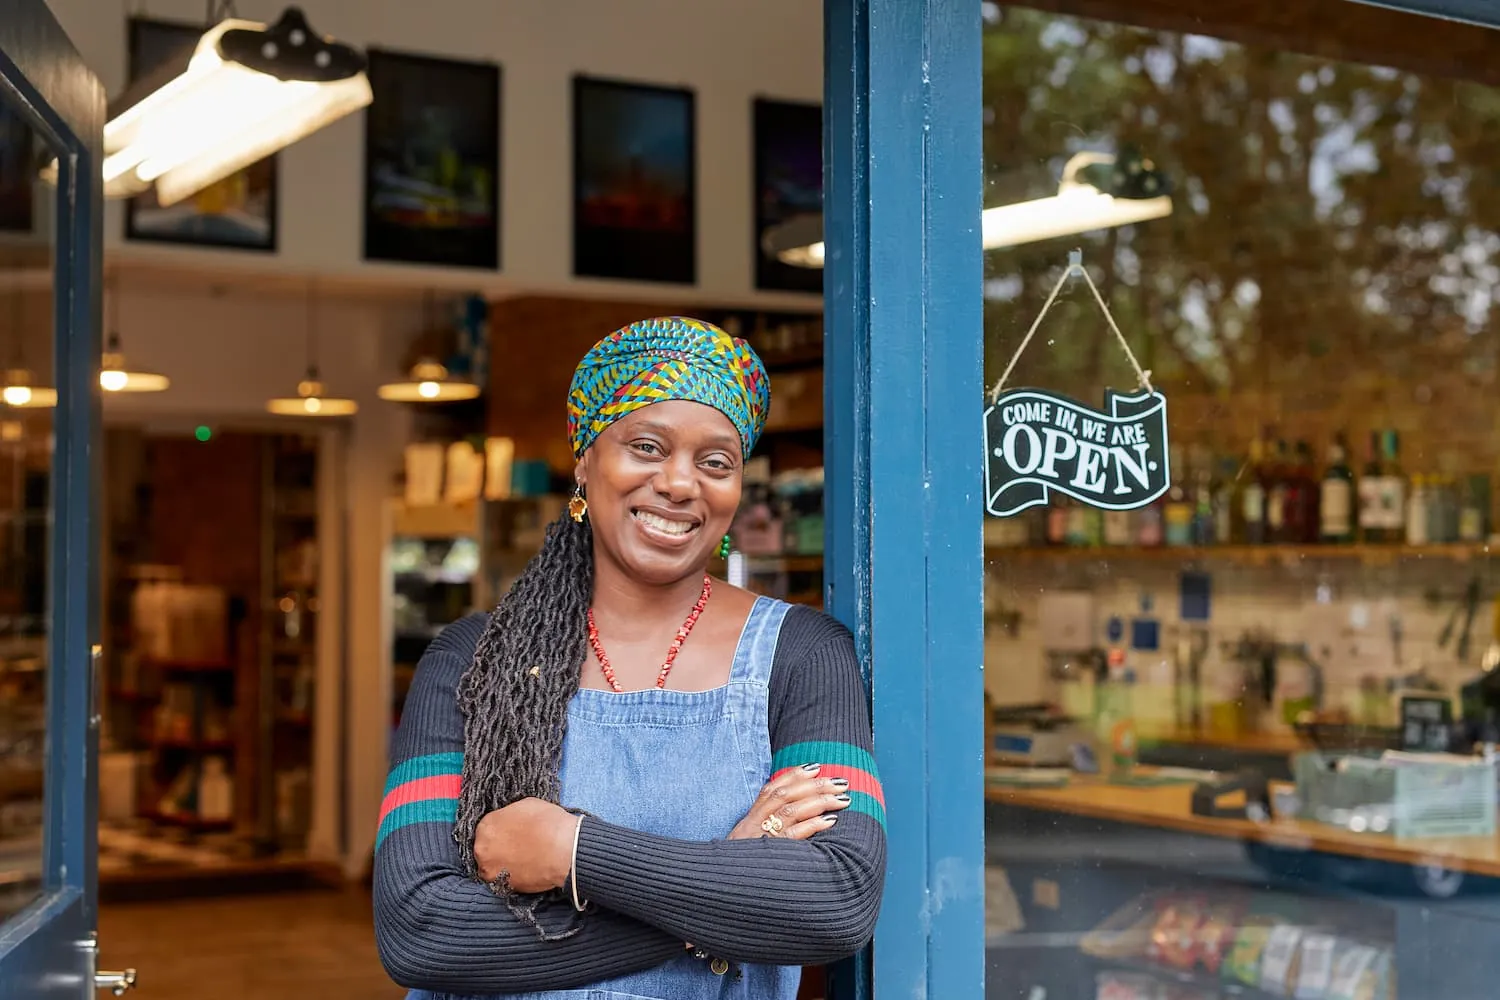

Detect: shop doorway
[96, 423, 342, 896]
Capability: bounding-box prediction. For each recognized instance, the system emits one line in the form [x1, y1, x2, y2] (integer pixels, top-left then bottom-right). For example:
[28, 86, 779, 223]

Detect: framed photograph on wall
[572, 76, 696, 284]
[753, 98, 822, 294]
[363, 49, 501, 269]
[124, 17, 278, 252]
[0, 104, 34, 234]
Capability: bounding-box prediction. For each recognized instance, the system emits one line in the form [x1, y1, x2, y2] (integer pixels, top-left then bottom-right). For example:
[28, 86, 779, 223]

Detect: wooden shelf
[987, 770, 1500, 879]
[984, 542, 1499, 565]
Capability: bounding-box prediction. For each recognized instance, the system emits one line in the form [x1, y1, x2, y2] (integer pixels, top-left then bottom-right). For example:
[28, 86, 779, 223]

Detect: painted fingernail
[822, 814, 839, 824]
[801, 763, 822, 772]
[830, 778, 850, 790]
[834, 794, 852, 805]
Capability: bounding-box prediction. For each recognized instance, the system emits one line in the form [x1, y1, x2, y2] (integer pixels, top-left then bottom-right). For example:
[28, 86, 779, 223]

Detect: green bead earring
[716, 533, 732, 559]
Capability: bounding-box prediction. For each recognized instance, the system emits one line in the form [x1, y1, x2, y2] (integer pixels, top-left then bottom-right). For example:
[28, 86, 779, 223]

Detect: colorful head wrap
[567, 316, 771, 460]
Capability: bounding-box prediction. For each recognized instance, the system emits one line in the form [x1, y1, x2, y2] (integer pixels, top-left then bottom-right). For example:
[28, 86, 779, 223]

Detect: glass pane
[0, 99, 55, 924]
[982, 4, 1500, 998]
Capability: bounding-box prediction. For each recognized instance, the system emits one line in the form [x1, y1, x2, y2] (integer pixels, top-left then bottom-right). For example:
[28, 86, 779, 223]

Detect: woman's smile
[632, 507, 702, 543]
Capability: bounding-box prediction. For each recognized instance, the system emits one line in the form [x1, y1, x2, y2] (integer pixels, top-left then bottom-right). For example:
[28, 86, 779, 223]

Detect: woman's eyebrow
[629, 419, 738, 448]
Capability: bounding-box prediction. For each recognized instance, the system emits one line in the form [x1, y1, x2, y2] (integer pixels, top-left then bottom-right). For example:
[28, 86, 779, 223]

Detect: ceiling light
[764, 149, 1173, 268]
[267, 369, 358, 417]
[100, 283, 169, 393]
[46, 8, 371, 207]
[1, 370, 55, 409]
[378, 360, 481, 403]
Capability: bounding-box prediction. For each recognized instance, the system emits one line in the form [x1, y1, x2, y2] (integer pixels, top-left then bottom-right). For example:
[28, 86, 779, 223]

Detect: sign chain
[988, 248, 1154, 404]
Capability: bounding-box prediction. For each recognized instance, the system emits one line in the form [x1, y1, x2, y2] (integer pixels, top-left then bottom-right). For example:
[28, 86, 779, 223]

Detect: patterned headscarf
[567, 316, 771, 460]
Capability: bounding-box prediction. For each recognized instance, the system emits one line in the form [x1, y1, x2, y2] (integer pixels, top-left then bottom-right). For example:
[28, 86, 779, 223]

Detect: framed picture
[0, 104, 34, 234]
[753, 98, 822, 294]
[363, 49, 501, 270]
[124, 17, 278, 252]
[572, 76, 696, 284]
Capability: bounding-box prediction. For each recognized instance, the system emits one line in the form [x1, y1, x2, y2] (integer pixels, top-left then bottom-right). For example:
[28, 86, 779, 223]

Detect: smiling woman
[372, 317, 886, 999]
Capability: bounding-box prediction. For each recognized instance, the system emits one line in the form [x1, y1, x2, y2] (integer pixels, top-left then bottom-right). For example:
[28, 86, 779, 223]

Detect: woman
[373, 316, 886, 999]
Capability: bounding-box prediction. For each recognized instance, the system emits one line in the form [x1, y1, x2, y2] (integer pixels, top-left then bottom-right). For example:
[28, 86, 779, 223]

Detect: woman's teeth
[634, 510, 695, 536]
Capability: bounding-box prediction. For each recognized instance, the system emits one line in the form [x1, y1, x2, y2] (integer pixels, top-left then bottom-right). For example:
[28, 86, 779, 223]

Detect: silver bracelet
[569, 813, 589, 912]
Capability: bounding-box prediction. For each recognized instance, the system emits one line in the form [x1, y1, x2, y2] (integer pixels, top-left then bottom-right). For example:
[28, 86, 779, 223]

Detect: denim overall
[411, 595, 798, 1000]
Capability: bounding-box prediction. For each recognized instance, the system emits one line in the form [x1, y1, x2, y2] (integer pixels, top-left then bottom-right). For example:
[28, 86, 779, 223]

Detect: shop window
[981, 3, 1500, 998]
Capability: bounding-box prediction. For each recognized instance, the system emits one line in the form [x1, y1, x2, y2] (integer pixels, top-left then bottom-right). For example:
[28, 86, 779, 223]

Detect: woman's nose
[653, 456, 700, 501]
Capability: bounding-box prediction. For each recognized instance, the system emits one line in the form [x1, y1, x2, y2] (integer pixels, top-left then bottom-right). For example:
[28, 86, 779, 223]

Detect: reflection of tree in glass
[982, 6, 1500, 418]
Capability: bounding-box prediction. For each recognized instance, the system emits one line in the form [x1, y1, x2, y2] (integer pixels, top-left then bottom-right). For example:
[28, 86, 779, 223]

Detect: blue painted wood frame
[0, 4, 105, 998]
[822, 0, 985, 997]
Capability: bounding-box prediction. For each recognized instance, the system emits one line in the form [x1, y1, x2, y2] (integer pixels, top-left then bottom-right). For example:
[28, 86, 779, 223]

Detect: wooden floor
[98, 888, 405, 1000]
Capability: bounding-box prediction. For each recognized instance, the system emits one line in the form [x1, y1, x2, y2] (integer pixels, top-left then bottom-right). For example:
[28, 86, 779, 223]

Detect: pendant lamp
[100, 275, 170, 393]
[1, 290, 54, 409]
[267, 284, 358, 417]
[377, 292, 481, 403]
[43, 6, 372, 207]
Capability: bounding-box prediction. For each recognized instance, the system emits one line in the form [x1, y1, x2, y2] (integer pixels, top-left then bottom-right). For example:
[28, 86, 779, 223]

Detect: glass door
[0, 3, 105, 999]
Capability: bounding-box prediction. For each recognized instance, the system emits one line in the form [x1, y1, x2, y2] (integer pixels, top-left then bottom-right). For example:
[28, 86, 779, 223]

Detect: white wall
[44, 0, 825, 308]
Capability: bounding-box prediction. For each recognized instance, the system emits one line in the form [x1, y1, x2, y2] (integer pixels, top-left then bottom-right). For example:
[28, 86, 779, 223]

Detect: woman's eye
[703, 457, 733, 472]
[632, 442, 661, 456]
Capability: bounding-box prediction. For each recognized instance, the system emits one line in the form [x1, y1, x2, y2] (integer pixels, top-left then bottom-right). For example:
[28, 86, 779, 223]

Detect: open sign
[983, 387, 1171, 517]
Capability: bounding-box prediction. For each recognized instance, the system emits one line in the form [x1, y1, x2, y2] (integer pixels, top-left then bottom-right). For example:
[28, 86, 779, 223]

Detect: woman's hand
[727, 764, 852, 841]
[473, 798, 578, 893]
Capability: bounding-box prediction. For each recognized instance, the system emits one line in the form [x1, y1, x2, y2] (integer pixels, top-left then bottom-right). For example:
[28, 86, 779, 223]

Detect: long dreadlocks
[453, 509, 594, 938]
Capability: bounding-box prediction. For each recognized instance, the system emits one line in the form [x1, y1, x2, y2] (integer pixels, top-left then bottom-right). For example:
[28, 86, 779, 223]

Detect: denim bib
[410, 595, 798, 1000]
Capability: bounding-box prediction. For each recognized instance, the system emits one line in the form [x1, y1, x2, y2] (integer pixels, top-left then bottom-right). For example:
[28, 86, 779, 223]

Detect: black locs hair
[453, 509, 594, 938]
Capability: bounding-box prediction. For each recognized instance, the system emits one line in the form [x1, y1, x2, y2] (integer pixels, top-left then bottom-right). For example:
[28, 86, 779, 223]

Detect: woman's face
[578, 399, 744, 586]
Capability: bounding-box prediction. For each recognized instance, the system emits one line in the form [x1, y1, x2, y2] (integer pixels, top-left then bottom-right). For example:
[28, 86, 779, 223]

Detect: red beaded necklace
[586, 573, 712, 692]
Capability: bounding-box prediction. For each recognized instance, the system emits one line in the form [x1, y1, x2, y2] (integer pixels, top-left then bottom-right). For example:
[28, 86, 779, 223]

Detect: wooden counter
[987, 772, 1500, 879]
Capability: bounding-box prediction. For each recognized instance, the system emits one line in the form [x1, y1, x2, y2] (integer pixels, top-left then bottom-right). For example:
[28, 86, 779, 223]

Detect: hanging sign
[984, 248, 1170, 519]
[984, 387, 1169, 517]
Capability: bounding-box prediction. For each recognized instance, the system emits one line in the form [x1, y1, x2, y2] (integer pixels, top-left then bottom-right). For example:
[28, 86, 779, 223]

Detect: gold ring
[760, 815, 785, 836]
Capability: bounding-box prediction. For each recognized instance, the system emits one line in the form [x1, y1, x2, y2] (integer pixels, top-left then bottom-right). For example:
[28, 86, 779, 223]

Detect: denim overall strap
[724, 596, 789, 806]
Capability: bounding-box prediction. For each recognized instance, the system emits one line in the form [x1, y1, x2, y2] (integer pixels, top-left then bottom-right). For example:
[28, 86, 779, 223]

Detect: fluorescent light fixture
[764, 150, 1173, 268]
[378, 360, 482, 403]
[267, 370, 358, 417]
[48, 8, 371, 207]
[1, 370, 56, 409]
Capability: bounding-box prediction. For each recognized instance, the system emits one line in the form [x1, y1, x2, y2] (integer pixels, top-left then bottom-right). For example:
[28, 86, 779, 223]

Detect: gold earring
[568, 485, 588, 523]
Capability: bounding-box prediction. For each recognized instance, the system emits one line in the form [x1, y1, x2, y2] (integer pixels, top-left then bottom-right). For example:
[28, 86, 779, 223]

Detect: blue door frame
[0, 4, 104, 998]
[822, 0, 986, 996]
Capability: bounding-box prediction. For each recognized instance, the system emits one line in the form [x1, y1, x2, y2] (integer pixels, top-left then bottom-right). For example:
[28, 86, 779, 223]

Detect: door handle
[95, 969, 137, 995]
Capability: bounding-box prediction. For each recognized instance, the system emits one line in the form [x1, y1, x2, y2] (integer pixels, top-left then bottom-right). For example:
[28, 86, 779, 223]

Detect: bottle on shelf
[1460, 474, 1489, 543]
[1190, 446, 1216, 546]
[1045, 495, 1069, 547]
[1358, 429, 1402, 544]
[1163, 445, 1194, 547]
[1319, 431, 1356, 544]
[1285, 440, 1320, 543]
[1213, 455, 1241, 545]
[1406, 474, 1430, 546]
[1265, 437, 1291, 543]
[1240, 436, 1269, 545]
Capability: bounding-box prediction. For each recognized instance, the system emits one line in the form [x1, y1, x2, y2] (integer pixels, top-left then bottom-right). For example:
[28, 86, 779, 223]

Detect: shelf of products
[388, 497, 485, 729]
[988, 427, 1494, 556]
[985, 541, 1498, 565]
[258, 432, 320, 851]
[1082, 887, 1395, 1000]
